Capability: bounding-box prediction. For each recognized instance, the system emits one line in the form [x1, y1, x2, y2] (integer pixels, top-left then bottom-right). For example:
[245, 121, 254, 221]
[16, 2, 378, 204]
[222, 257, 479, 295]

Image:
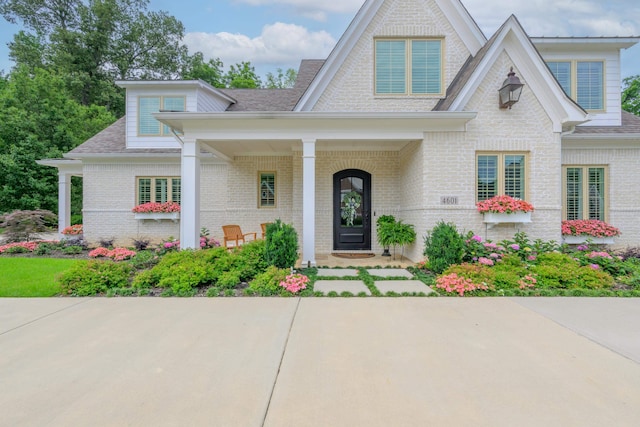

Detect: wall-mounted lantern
[498, 67, 524, 109]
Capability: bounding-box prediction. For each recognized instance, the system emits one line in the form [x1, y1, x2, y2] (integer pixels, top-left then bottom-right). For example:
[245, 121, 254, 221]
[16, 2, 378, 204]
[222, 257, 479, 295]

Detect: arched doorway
[333, 169, 371, 250]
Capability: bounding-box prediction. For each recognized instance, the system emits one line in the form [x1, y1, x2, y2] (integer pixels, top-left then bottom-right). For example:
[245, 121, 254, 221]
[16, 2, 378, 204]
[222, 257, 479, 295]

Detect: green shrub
[531, 253, 613, 289]
[129, 250, 160, 270]
[0, 209, 57, 242]
[265, 219, 299, 268]
[424, 221, 465, 274]
[247, 265, 289, 296]
[443, 263, 494, 285]
[4, 245, 30, 254]
[34, 242, 55, 255]
[133, 250, 215, 293]
[62, 245, 84, 255]
[217, 271, 241, 289]
[57, 260, 132, 296]
[231, 239, 268, 281]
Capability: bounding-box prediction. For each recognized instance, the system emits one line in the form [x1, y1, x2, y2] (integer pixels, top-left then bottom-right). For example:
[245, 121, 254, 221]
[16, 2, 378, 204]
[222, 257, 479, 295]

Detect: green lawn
[0, 258, 81, 297]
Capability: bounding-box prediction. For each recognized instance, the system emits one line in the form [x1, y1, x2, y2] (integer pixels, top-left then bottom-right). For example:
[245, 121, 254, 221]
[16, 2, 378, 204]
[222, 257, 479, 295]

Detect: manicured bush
[424, 221, 465, 273]
[231, 239, 269, 281]
[530, 253, 613, 289]
[57, 260, 133, 296]
[265, 219, 299, 268]
[247, 265, 289, 296]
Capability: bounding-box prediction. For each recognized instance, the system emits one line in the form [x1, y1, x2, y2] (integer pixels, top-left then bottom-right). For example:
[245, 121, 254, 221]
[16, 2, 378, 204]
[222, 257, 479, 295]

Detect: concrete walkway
[1, 298, 640, 426]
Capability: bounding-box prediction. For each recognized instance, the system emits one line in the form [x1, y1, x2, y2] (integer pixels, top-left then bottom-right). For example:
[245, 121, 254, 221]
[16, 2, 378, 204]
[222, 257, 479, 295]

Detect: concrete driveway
[1, 297, 639, 426]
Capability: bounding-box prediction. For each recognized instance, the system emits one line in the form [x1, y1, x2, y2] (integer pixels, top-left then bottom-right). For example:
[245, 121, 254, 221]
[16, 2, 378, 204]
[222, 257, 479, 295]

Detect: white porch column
[57, 172, 72, 238]
[302, 139, 316, 266]
[180, 139, 201, 249]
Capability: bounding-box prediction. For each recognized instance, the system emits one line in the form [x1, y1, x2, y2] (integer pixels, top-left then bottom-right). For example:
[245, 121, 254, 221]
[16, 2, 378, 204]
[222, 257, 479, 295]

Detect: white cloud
[462, 0, 639, 37]
[184, 22, 336, 69]
[234, 0, 363, 21]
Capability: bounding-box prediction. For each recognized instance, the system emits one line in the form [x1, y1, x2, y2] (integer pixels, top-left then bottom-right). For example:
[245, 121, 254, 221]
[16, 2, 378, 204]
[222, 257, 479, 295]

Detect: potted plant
[376, 215, 396, 256]
[132, 202, 181, 222]
[476, 195, 533, 226]
[561, 219, 620, 244]
[377, 216, 416, 260]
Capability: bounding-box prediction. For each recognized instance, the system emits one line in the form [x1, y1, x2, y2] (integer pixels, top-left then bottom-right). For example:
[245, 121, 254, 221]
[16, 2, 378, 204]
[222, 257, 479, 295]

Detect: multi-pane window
[259, 172, 276, 208]
[547, 61, 604, 110]
[138, 96, 185, 136]
[137, 177, 181, 205]
[375, 39, 442, 95]
[477, 153, 527, 201]
[564, 166, 606, 221]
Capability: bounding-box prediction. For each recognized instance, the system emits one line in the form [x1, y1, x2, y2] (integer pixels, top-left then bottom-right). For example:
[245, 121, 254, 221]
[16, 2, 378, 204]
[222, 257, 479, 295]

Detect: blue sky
[1, 0, 639, 80]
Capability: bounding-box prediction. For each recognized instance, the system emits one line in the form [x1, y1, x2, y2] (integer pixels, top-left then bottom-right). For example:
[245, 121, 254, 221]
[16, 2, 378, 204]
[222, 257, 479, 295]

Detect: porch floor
[300, 253, 415, 268]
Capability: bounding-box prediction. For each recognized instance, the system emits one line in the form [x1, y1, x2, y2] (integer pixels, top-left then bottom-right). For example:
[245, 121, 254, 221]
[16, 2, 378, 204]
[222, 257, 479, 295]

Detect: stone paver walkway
[314, 268, 434, 296]
[314, 280, 371, 295]
[375, 280, 433, 295]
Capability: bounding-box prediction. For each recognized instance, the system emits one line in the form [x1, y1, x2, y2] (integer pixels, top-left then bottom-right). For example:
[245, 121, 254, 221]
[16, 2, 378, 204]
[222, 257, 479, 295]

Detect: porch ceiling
[199, 138, 414, 158]
[155, 111, 477, 159]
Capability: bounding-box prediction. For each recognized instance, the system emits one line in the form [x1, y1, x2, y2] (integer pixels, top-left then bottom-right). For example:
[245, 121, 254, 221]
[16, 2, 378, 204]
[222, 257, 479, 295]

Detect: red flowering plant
[476, 195, 534, 214]
[561, 219, 620, 238]
[61, 224, 83, 235]
[132, 202, 181, 213]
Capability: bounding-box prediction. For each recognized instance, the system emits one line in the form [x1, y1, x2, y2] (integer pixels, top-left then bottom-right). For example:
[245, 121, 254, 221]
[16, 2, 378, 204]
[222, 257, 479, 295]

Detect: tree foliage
[622, 74, 640, 116]
[265, 67, 297, 89]
[224, 61, 262, 89]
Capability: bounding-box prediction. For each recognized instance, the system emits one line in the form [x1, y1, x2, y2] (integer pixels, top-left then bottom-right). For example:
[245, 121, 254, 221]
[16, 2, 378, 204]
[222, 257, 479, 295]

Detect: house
[40, 0, 640, 266]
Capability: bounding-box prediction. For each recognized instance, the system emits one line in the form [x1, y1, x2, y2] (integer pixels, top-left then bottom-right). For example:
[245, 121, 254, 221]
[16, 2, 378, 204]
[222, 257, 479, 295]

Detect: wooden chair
[260, 222, 272, 239]
[222, 225, 257, 249]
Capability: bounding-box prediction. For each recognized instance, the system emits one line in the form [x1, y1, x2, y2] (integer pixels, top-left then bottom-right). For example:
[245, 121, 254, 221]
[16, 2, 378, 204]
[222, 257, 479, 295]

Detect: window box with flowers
[477, 195, 533, 228]
[561, 219, 619, 244]
[132, 202, 181, 222]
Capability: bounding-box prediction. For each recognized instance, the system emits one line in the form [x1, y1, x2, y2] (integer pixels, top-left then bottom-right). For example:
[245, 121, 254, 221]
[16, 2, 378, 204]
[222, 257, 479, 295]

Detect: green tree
[264, 67, 297, 89]
[224, 61, 262, 89]
[0, 66, 115, 213]
[181, 52, 225, 88]
[1, 0, 190, 115]
[622, 75, 640, 116]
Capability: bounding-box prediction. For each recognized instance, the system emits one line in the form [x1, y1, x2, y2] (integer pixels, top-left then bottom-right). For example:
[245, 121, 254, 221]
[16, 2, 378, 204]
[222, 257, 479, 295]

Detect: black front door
[333, 169, 371, 250]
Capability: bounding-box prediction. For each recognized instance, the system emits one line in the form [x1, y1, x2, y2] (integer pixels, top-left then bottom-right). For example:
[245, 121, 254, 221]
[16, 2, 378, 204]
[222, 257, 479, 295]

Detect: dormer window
[138, 96, 185, 136]
[375, 39, 443, 96]
[547, 61, 604, 111]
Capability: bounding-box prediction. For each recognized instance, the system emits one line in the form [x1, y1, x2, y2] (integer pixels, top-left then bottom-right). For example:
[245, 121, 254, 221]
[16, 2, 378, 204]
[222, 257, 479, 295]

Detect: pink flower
[279, 274, 310, 293]
[590, 264, 600, 270]
[436, 273, 489, 296]
[132, 202, 181, 213]
[61, 224, 83, 235]
[478, 257, 494, 266]
[476, 195, 534, 214]
[509, 244, 520, 251]
[471, 235, 482, 242]
[561, 219, 619, 238]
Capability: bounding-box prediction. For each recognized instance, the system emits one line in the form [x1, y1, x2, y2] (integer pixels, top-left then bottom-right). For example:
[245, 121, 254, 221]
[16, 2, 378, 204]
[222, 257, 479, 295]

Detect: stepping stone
[316, 268, 359, 277]
[366, 268, 413, 278]
[314, 280, 371, 295]
[374, 280, 433, 295]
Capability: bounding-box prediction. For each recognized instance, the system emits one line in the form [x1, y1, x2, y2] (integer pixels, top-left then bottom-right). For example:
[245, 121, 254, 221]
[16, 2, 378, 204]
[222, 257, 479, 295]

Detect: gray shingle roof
[67, 60, 326, 156]
[221, 59, 324, 111]
[573, 111, 640, 135]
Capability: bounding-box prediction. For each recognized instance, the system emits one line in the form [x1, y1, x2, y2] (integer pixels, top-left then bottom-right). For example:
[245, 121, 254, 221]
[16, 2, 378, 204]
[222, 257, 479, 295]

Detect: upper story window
[477, 153, 528, 202]
[547, 61, 604, 111]
[138, 96, 185, 136]
[375, 39, 443, 96]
